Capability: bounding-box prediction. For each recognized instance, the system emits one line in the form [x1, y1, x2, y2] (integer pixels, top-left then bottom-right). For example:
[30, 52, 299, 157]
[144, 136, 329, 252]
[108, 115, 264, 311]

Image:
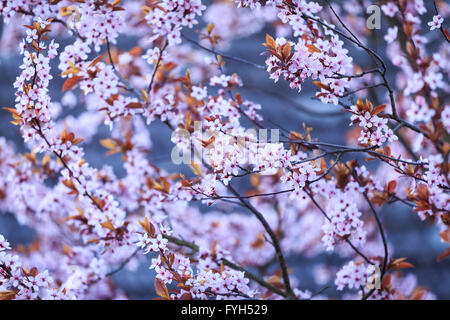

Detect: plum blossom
[349, 101, 398, 146]
[381, 3, 399, 17]
[335, 261, 372, 291]
[321, 187, 366, 251]
[144, 0, 207, 45]
[428, 15, 444, 31]
[0, 0, 445, 302]
[191, 86, 208, 100]
[0, 234, 11, 251]
[385, 26, 398, 44]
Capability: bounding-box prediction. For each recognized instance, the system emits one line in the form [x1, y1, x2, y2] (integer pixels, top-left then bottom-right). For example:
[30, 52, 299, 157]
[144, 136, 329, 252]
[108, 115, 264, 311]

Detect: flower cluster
[281, 158, 320, 194]
[261, 1, 357, 105]
[349, 99, 397, 146]
[11, 19, 57, 144]
[321, 182, 366, 251]
[233, 0, 269, 10]
[144, 0, 206, 45]
[0, 0, 447, 302]
[428, 15, 444, 31]
[136, 220, 253, 300]
[413, 156, 450, 221]
[0, 234, 74, 300]
[70, 1, 125, 51]
[335, 261, 372, 291]
[264, 34, 352, 105]
[0, 1, 56, 24]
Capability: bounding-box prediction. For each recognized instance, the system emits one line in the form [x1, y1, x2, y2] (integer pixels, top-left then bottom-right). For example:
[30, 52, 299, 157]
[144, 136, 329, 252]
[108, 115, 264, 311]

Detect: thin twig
[147, 40, 168, 94]
[164, 235, 290, 298]
[226, 183, 296, 299]
[182, 33, 266, 69]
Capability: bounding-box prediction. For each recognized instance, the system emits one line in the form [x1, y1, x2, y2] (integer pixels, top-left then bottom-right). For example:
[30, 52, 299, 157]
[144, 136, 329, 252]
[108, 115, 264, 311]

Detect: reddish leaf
[263, 34, 276, 49]
[155, 278, 170, 300]
[0, 291, 16, 300]
[441, 212, 450, 226]
[125, 102, 143, 109]
[313, 81, 332, 92]
[391, 262, 414, 270]
[138, 217, 156, 237]
[440, 230, 450, 243]
[179, 293, 192, 300]
[62, 76, 82, 92]
[416, 184, 429, 201]
[306, 44, 321, 54]
[100, 216, 115, 232]
[371, 104, 386, 116]
[387, 180, 397, 194]
[129, 46, 142, 57]
[437, 248, 450, 263]
[281, 43, 291, 60]
[88, 55, 104, 68]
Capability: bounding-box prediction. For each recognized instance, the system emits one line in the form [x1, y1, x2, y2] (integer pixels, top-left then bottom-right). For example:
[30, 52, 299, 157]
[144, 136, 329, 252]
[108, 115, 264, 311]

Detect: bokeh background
[0, 1, 448, 299]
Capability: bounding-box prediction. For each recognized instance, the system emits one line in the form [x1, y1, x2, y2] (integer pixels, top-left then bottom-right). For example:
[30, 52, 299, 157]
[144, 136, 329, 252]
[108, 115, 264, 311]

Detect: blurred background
[0, 0, 448, 299]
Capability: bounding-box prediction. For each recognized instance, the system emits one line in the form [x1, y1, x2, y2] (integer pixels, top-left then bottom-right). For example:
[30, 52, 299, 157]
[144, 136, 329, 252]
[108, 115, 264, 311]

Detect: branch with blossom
[0, 0, 448, 301]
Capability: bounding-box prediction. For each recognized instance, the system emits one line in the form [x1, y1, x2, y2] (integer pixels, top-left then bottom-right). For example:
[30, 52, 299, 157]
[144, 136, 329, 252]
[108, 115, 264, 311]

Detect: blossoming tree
[0, 0, 449, 300]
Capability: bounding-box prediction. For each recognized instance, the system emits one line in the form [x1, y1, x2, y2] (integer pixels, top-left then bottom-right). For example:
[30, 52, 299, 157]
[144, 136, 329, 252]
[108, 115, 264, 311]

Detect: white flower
[428, 15, 444, 31]
[0, 234, 11, 251]
[191, 86, 207, 100]
[384, 26, 398, 44]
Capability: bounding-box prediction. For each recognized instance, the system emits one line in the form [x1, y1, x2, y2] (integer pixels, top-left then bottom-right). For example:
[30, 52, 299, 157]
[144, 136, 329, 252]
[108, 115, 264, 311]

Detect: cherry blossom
[428, 15, 444, 31]
[0, 0, 447, 302]
[384, 26, 398, 44]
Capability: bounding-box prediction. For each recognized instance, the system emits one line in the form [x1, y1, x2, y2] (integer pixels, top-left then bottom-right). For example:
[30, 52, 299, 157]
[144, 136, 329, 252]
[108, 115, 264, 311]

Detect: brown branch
[181, 33, 266, 69]
[163, 235, 290, 298]
[147, 40, 168, 95]
[225, 183, 296, 299]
